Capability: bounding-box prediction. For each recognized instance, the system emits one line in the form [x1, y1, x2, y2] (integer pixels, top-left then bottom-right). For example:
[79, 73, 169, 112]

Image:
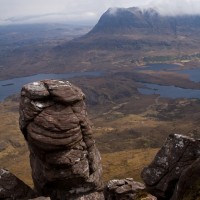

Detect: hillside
[0, 77, 200, 198]
[1, 74, 200, 186]
[1, 7, 200, 79]
[88, 7, 200, 34]
[51, 7, 200, 72]
[87, 7, 176, 34]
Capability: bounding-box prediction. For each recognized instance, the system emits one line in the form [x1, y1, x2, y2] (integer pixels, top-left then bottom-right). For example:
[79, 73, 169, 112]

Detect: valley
[1, 66, 200, 186]
[1, 6, 200, 189]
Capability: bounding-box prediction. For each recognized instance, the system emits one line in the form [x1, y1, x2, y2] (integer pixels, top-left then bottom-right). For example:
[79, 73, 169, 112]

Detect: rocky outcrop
[170, 157, 200, 200]
[105, 178, 157, 200]
[19, 80, 104, 200]
[17, 80, 200, 200]
[0, 168, 35, 199]
[141, 134, 200, 200]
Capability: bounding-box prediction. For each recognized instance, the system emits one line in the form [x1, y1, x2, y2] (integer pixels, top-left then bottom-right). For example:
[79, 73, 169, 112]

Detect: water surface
[0, 71, 101, 101]
[181, 69, 200, 83]
[138, 83, 200, 99]
[136, 63, 200, 98]
[141, 63, 180, 71]
[140, 63, 200, 83]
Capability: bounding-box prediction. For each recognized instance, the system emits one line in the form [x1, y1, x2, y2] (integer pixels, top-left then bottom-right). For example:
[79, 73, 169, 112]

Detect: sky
[1, 0, 200, 25]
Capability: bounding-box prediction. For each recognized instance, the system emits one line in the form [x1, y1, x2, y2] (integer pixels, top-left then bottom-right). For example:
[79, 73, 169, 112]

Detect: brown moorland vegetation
[1, 78, 200, 187]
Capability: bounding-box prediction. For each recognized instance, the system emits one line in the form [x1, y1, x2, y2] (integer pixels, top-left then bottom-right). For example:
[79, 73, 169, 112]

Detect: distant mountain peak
[87, 7, 162, 35]
[60, 6, 200, 57]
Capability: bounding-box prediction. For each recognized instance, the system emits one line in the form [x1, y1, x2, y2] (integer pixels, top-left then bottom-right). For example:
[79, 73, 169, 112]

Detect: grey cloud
[1, 0, 200, 25]
[145, 0, 200, 15]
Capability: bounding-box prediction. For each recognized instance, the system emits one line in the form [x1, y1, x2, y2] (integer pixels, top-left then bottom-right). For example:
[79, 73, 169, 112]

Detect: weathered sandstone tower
[19, 80, 104, 200]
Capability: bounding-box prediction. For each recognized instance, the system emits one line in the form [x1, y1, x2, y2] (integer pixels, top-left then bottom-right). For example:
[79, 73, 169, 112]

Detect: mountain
[56, 7, 200, 54]
[87, 7, 176, 34]
[88, 7, 200, 35]
[50, 7, 200, 72]
[1, 7, 200, 79]
[50, 7, 200, 69]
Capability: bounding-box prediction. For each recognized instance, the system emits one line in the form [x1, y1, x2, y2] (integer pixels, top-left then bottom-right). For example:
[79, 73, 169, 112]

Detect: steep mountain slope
[87, 7, 176, 34]
[88, 6, 200, 35]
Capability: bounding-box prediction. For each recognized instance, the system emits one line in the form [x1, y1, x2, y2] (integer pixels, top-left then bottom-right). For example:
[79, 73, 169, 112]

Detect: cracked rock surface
[141, 134, 200, 200]
[19, 80, 104, 200]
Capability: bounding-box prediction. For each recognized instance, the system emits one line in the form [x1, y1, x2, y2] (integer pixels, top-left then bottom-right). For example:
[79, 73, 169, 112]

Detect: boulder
[141, 134, 200, 199]
[105, 178, 157, 200]
[170, 157, 200, 200]
[0, 168, 35, 200]
[19, 80, 104, 200]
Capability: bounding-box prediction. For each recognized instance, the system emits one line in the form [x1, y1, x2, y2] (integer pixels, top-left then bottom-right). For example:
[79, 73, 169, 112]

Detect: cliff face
[19, 80, 104, 200]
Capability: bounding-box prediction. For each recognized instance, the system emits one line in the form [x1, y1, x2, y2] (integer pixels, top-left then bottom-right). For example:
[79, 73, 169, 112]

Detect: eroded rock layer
[141, 134, 200, 200]
[19, 80, 104, 200]
[105, 178, 157, 200]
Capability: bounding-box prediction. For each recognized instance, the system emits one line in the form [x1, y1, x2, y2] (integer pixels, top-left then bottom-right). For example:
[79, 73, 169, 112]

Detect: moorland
[1, 7, 200, 186]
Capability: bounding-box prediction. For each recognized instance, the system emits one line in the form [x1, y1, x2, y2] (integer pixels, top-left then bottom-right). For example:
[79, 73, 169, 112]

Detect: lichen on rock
[141, 134, 200, 199]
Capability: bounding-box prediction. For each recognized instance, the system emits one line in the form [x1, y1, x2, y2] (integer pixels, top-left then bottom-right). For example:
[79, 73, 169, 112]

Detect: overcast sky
[1, 0, 200, 25]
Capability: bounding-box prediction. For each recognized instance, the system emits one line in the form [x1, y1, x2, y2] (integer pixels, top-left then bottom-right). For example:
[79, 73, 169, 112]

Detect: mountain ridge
[1, 7, 200, 80]
[86, 6, 200, 35]
[51, 6, 200, 70]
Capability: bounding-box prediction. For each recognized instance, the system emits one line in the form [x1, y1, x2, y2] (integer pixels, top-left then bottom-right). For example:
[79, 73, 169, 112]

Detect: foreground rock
[105, 178, 157, 200]
[141, 134, 200, 199]
[0, 168, 35, 199]
[170, 157, 200, 200]
[19, 80, 104, 200]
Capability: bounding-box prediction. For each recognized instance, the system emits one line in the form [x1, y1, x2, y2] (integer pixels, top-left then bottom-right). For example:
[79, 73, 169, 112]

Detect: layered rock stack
[19, 80, 104, 200]
[105, 178, 157, 200]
